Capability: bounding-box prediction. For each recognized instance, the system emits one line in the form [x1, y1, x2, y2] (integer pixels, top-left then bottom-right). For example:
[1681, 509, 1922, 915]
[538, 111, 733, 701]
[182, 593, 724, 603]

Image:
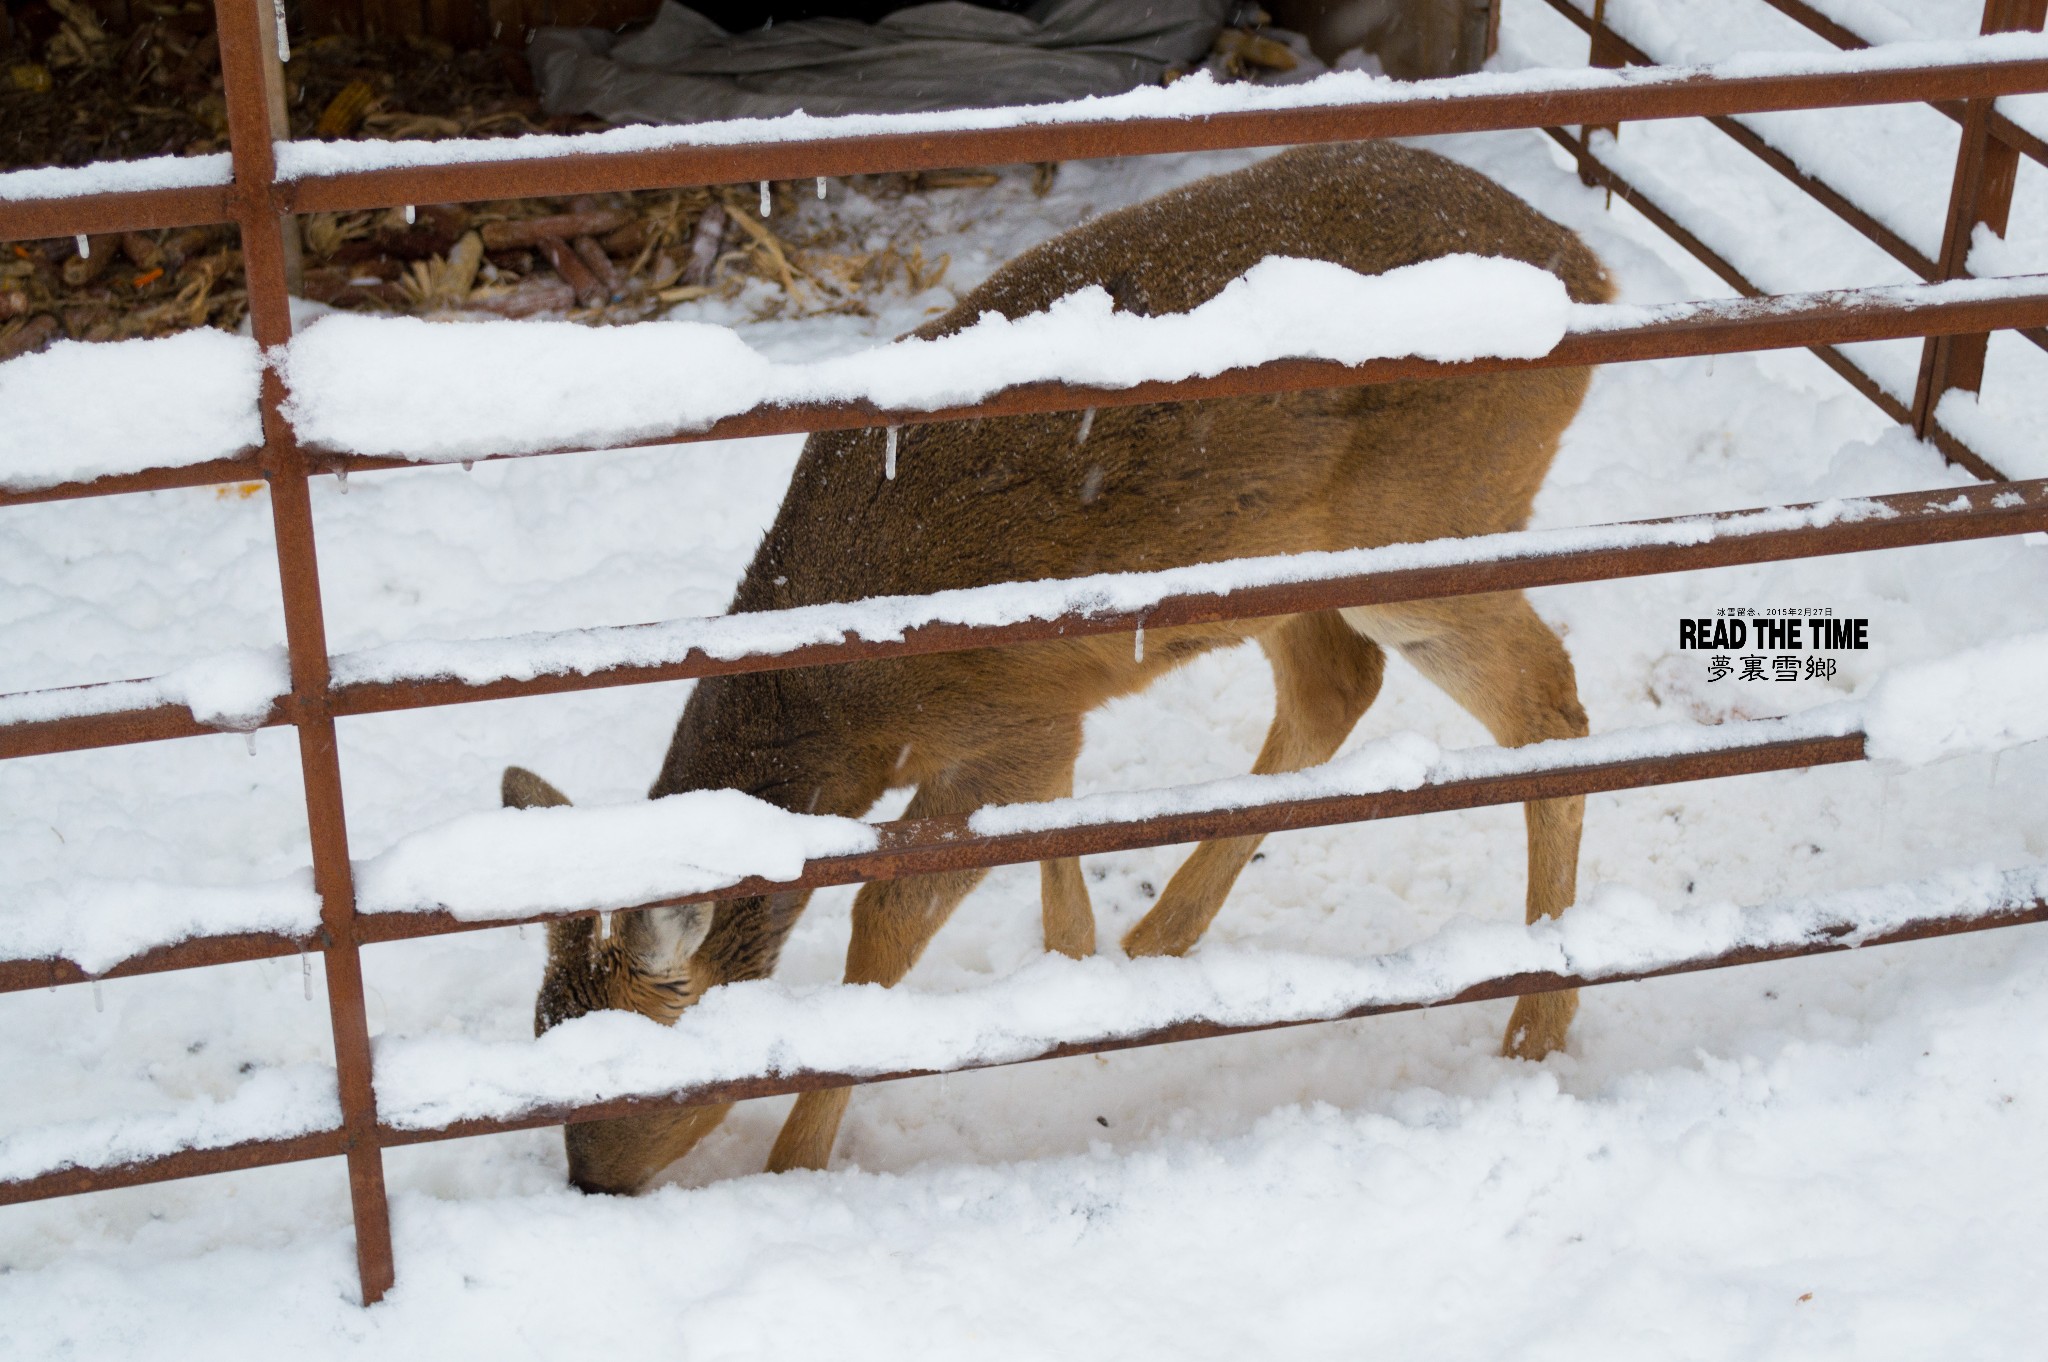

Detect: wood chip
[60, 235, 118, 288]
[437, 230, 484, 305]
[599, 219, 651, 258]
[480, 210, 629, 251]
[681, 202, 727, 287]
[119, 231, 163, 271]
[570, 235, 623, 302]
[0, 314, 61, 362]
[539, 236, 606, 309]
[464, 277, 577, 318]
[721, 203, 800, 295]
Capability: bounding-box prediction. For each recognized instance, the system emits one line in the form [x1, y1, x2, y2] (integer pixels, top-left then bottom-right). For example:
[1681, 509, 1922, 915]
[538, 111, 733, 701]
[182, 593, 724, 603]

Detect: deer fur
[506, 140, 1610, 1195]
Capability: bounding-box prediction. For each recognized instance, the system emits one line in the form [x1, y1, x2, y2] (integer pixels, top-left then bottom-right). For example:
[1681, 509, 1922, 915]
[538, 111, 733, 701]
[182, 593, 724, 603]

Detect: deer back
[653, 141, 1607, 810]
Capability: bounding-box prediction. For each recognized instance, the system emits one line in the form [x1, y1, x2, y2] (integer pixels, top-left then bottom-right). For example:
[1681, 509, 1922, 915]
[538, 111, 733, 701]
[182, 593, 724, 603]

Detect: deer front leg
[764, 857, 992, 1175]
[1040, 857, 1096, 958]
[1122, 612, 1385, 958]
[768, 735, 1088, 1173]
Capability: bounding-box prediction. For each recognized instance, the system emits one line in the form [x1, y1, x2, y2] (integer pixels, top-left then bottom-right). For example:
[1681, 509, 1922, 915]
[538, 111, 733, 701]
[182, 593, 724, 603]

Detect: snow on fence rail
[367, 861, 2048, 1135]
[9, 273, 2048, 505]
[7, 859, 2045, 1202]
[0, 705, 1862, 992]
[260, 31, 2048, 181]
[3, 0, 2048, 1309]
[5, 475, 2044, 762]
[8, 620, 2045, 987]
[5, 28, 2048, 240]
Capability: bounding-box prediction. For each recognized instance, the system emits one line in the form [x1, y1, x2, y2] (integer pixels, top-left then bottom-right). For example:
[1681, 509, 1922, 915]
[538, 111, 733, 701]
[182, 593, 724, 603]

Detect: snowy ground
[5, 0, 2048, 1355]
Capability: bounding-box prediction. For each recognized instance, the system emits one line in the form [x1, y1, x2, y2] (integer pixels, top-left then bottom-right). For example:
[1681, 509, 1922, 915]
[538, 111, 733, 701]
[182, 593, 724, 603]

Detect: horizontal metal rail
[0, 182, 237, 246]
[1536, 0, 1943, 271]
[7, 41, 2048, 243]
[8, 870, 2041, 1205]
[1539, 0, 2048, 361]
[4, 475, 2042, 764]
[389, 884, 2048, 1148]
[3, 1129, 348, 1204]
[310, 275, 2048, 479]
[0, 457, 266, 511]
[320, 476, 2035, 716]
[353, 728, 1870, 942]
[0, 927, 320, 993]
[0, 721, 1864, 997]
[1756, 0, 2048, 165]
[7, 274, 2048, 513]
[271, 55, 2048, 216]
[0, 698, 282, 760]
[1545, 0, 2048, 170]
[1547, 126, 2008, 478]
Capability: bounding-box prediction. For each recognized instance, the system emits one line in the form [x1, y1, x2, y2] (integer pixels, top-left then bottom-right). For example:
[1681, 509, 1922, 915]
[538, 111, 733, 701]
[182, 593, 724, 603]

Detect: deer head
[502, 765, 728, 1193]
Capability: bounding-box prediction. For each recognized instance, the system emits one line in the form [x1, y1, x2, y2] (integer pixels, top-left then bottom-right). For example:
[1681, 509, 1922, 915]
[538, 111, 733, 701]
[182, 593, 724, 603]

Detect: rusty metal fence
[3, 0, 2048, 1306]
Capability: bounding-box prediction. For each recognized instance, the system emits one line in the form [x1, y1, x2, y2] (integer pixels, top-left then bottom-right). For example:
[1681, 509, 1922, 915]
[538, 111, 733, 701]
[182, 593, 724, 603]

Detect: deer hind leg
[1041, 856, 1096, 959]
[1121, 611, 1386, 959]
[767, 735, 1088, 1174]
[1343, 592, 1589, 1061]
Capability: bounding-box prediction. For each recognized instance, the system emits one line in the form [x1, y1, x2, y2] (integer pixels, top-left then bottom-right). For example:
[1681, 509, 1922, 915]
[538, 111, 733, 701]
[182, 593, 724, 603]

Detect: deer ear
[617, 905, 712, 979]
[503, 766, 572, 810]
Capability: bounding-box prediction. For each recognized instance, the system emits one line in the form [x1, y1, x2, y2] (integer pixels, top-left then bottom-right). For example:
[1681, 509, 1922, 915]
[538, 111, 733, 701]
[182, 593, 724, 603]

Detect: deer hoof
[1500, 991, 1578, 1061]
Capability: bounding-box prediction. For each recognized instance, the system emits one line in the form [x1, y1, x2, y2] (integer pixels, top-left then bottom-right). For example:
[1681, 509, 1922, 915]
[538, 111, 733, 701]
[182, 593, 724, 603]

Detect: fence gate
[2, 0, 2047, 1305]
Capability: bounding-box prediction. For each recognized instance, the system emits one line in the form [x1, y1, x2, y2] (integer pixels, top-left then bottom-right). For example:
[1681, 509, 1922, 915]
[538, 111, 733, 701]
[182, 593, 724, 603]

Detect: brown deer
[505, 139, 1610, 1194]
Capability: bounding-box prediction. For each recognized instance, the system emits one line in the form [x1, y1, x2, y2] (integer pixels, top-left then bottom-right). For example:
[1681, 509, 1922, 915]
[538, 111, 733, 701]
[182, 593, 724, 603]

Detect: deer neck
[647, 663, 909, 992]
[649, 664, 900, 819]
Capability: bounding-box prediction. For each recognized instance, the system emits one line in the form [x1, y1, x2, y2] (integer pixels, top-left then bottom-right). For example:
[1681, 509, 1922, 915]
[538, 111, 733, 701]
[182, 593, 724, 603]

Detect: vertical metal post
[1577, 0, 1626, 186]
[1912, 0, 2047, 439]
[214, 0, 396, 1306]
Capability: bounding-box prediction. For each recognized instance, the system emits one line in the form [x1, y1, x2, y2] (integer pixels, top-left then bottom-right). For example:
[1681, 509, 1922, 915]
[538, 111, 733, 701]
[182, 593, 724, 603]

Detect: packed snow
[281, 253, 1567, 460]
[1864, 628, 2048, 764]
[5, 253, 1562, 486]
[370, 861, 2048, 1132]
[0, 152, 233, 201]
[0, 1061, 338, 1186]
[0, 646, 288, 732]
[0, 329, 262, 492]
[353, 788, 877, 922]
[6, 1, 2048, 1354]
[0, 871, 320, 976]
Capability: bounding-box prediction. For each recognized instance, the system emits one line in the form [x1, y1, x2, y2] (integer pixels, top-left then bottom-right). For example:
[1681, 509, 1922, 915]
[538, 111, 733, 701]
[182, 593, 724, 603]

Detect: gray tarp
[532, 0, 1231, 125]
